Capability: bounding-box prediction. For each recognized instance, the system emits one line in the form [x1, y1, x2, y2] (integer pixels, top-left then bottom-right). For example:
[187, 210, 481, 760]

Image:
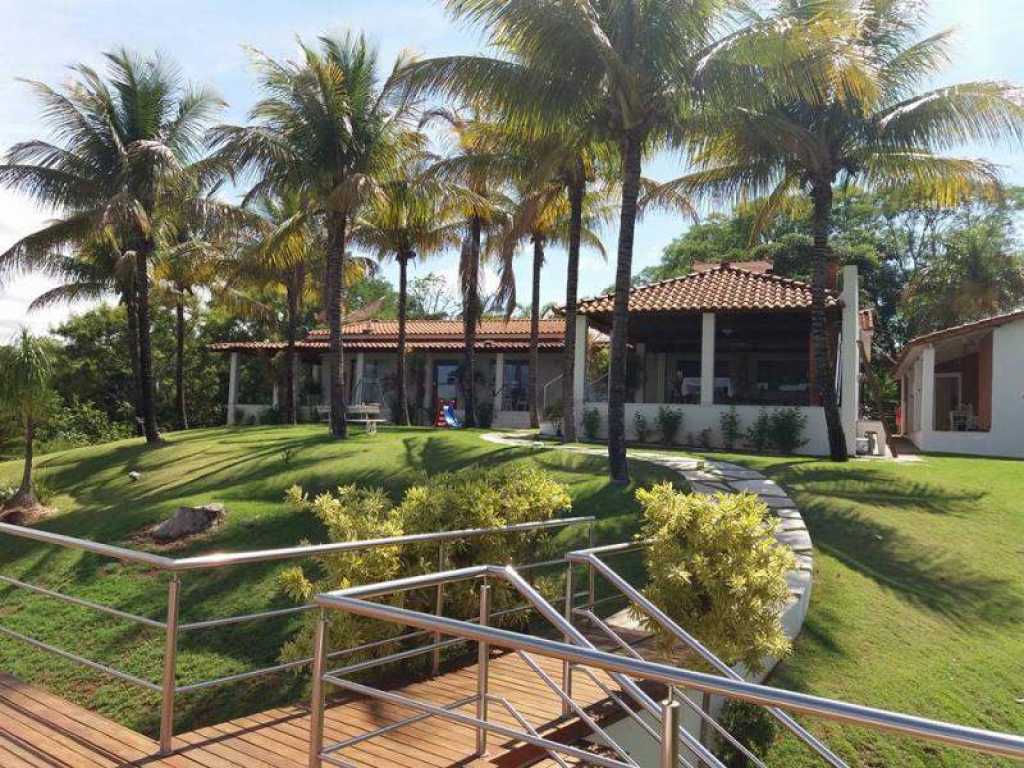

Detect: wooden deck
[0, 650, 619, 768]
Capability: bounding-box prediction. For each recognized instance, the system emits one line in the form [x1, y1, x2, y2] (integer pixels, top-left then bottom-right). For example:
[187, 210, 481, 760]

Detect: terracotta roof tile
[575, 264, 839, 316]
[307, 318, 564, 339]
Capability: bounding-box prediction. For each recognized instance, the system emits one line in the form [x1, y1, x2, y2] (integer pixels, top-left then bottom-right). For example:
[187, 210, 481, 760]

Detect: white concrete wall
[580, 402, 832, 456]
[911, 318, 1024, 458]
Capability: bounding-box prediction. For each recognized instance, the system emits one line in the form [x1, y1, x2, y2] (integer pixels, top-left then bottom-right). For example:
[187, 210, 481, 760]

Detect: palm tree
[500, 176, 609, 428]
[0, 330, 55, 514]
[0, 49, 224, 444]
[669, 0, 1024, 460]
[401, 1, 720, 481]
[209, 34, 422, 439]
[351, 167, 463, 425]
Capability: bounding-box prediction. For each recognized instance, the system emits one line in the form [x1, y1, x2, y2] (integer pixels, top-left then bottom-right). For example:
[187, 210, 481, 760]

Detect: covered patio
[567, 263, 862, 456]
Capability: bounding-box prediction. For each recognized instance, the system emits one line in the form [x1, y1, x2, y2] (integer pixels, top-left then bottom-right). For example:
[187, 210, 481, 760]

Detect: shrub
[633, 484, 795, 672]
[476, 400, 495, 429]
[720, 407, 742, 451]
[582, 407, 602, 440]
[279, 464, 573, 671]
[699, 427, 714, 450]
[717, 701, 780, 767]
[656, 406, 683, 446]
[36, 396, 133, 453]
[747, 408, 772, 452]
[769, 408, 807, 454]
[633, 411, 650, 443]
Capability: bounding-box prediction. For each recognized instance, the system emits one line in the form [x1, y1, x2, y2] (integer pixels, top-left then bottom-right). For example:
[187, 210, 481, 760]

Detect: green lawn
[0, 425, 678, 735]
[1, 428, 1021, 767]
[690, 450, 1024, 767]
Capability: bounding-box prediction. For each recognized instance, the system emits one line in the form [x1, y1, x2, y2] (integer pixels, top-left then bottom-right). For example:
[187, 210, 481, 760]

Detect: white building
[895, 309, 1024, 458]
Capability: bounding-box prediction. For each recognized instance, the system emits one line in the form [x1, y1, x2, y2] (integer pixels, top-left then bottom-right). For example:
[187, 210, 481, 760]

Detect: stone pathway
[481, 432, 813, 681]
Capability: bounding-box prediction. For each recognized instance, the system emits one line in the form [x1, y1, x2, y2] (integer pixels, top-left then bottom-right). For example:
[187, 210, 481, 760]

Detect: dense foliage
[634, 485, 795, 672]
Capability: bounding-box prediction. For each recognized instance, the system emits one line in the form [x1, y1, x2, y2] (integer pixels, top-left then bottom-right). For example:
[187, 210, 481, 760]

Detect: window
[502, 360, 530, 411]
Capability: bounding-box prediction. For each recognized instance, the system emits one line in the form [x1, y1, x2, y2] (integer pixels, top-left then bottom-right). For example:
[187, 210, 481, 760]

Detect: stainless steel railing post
[587, 521, 596, 609]
[661, 695, 681, 768]
[561, 563, 574, 716]
[307, 611, 329, 768]
[476, 582, 491, 756]
[159, 573, 181, 754]
[432, 542, 446, 676]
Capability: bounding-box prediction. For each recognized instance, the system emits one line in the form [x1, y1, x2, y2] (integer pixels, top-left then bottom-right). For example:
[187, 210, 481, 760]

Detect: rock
[153, 504, 225, 542]
[128, 471, 142, 481]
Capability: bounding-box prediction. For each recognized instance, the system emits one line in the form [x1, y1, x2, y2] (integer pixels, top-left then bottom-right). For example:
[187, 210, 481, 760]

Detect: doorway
[933, 372, 962, 431]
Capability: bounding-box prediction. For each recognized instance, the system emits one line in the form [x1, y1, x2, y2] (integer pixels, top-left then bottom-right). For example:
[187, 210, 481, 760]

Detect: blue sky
[1, 0, 1023, 334]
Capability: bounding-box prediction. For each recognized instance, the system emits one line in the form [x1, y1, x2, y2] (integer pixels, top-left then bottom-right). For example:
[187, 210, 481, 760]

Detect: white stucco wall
[911, 318, 1024, 458]
[579, 402, 832, 456]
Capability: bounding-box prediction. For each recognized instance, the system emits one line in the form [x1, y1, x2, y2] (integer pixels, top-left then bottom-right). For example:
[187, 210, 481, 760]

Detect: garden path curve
[480, 432, 813, 682]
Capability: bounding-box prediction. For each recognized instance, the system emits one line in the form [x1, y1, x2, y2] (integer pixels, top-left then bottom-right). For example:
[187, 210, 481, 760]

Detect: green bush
[769, 408, 807, 454]
[633, 411, 650, 443]
[476, 400, 495, 429]
[582, 407, 602, 440]
[36, 396, 133, 453]
[747, 408, 772, 452]
[279, 464, 573, 673]
[717, 701, 780, 767]
[656, 406, 683, 446]
[699, 427, 714, 450]
[633, 484, 795, 672]
[720, 406, 742, 451]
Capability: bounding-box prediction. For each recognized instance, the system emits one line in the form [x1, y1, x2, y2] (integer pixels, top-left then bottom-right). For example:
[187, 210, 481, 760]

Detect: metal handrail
[0, 515, 594, 754]
[568, 542, 850, 767]
[313, 577, 1024, 763]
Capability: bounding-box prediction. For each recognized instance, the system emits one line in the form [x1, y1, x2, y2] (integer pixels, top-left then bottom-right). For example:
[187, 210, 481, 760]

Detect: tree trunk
[13, 416, 36, 505]
[528, 235, 545, 429]
[607, 136, 643, 484]
[811, 182, 848, 461]
[561, 163, 585, 443]
[396, 252, 411, 426]
[284, 264, 302, 426]
[327, 213, 349, 438]
[124, 284, 144, 437]
[174, 296, 188, 431]
[462, 215, 481, 428]
[135, 243, 161, 443]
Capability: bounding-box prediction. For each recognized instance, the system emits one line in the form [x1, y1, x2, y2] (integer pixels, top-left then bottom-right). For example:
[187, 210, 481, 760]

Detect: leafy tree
[673, 0, 1024, 460]
[211, 33, 422, 438]
[407, 273, 460, 319]
[0, 330, 56, 512]
[0, 49, 225, 443]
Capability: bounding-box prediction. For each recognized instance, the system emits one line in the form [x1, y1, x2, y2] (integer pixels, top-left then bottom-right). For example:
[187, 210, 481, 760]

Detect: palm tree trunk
[462, 215, 481, 428]
[124, 284, 144, 437]
[396, 251, 411, 426]
[174, 296, 188, 430]
[135, 243, 161, 443]
[528, 235, 545, 429]
[608, 136, 643, 484]
[327, 213, 349, 439]
[14, 416, 36, 505]
[284, 265, 302, 426]
[561, 165, 585, 443]
[811, 183, 848, 461]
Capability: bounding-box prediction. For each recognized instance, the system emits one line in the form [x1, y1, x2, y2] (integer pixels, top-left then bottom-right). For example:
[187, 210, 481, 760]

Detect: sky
[1, 0, 1023, 336]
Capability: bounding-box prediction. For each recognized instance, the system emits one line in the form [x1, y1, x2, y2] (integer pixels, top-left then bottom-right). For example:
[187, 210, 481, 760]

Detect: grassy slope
[693, 450, 1024, 768]
[0, 425, 678, 735]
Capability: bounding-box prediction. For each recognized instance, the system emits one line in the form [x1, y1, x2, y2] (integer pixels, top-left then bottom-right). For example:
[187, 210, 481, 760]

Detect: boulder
[153, 503, 225, 542]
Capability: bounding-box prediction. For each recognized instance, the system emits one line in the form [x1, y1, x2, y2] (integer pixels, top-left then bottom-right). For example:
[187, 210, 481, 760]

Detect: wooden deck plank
[0, 647, 618, 768]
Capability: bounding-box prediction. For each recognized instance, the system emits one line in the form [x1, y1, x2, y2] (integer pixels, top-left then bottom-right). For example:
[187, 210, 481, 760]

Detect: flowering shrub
[656, 406, 683, 446]
[633, 484, 794, 673]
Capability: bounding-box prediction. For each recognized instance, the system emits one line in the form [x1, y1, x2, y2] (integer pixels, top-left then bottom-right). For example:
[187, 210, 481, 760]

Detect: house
[212, 262, 871, 455]
[894, 309, 1024, 458]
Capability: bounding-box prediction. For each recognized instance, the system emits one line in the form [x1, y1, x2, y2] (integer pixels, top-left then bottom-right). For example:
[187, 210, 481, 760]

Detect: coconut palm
[401, 0, 724, 481]
[0, 49, 224, 444]
[500, 176, 610, 428]
[351, 167, 463, 425]
[666, 0, 1024, 460]
[0, 330, 55, 515]
[209, 33, 422, 438]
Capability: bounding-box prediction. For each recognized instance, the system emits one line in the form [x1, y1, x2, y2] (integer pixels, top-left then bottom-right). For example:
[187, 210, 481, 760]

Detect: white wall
[912, 318, 1024, 458]
[580, 402, 832, 456]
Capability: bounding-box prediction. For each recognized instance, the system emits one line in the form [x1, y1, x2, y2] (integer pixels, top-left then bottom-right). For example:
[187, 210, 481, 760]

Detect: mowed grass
[0, 425, 679, 735]
[687, 449, 1024, 767]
